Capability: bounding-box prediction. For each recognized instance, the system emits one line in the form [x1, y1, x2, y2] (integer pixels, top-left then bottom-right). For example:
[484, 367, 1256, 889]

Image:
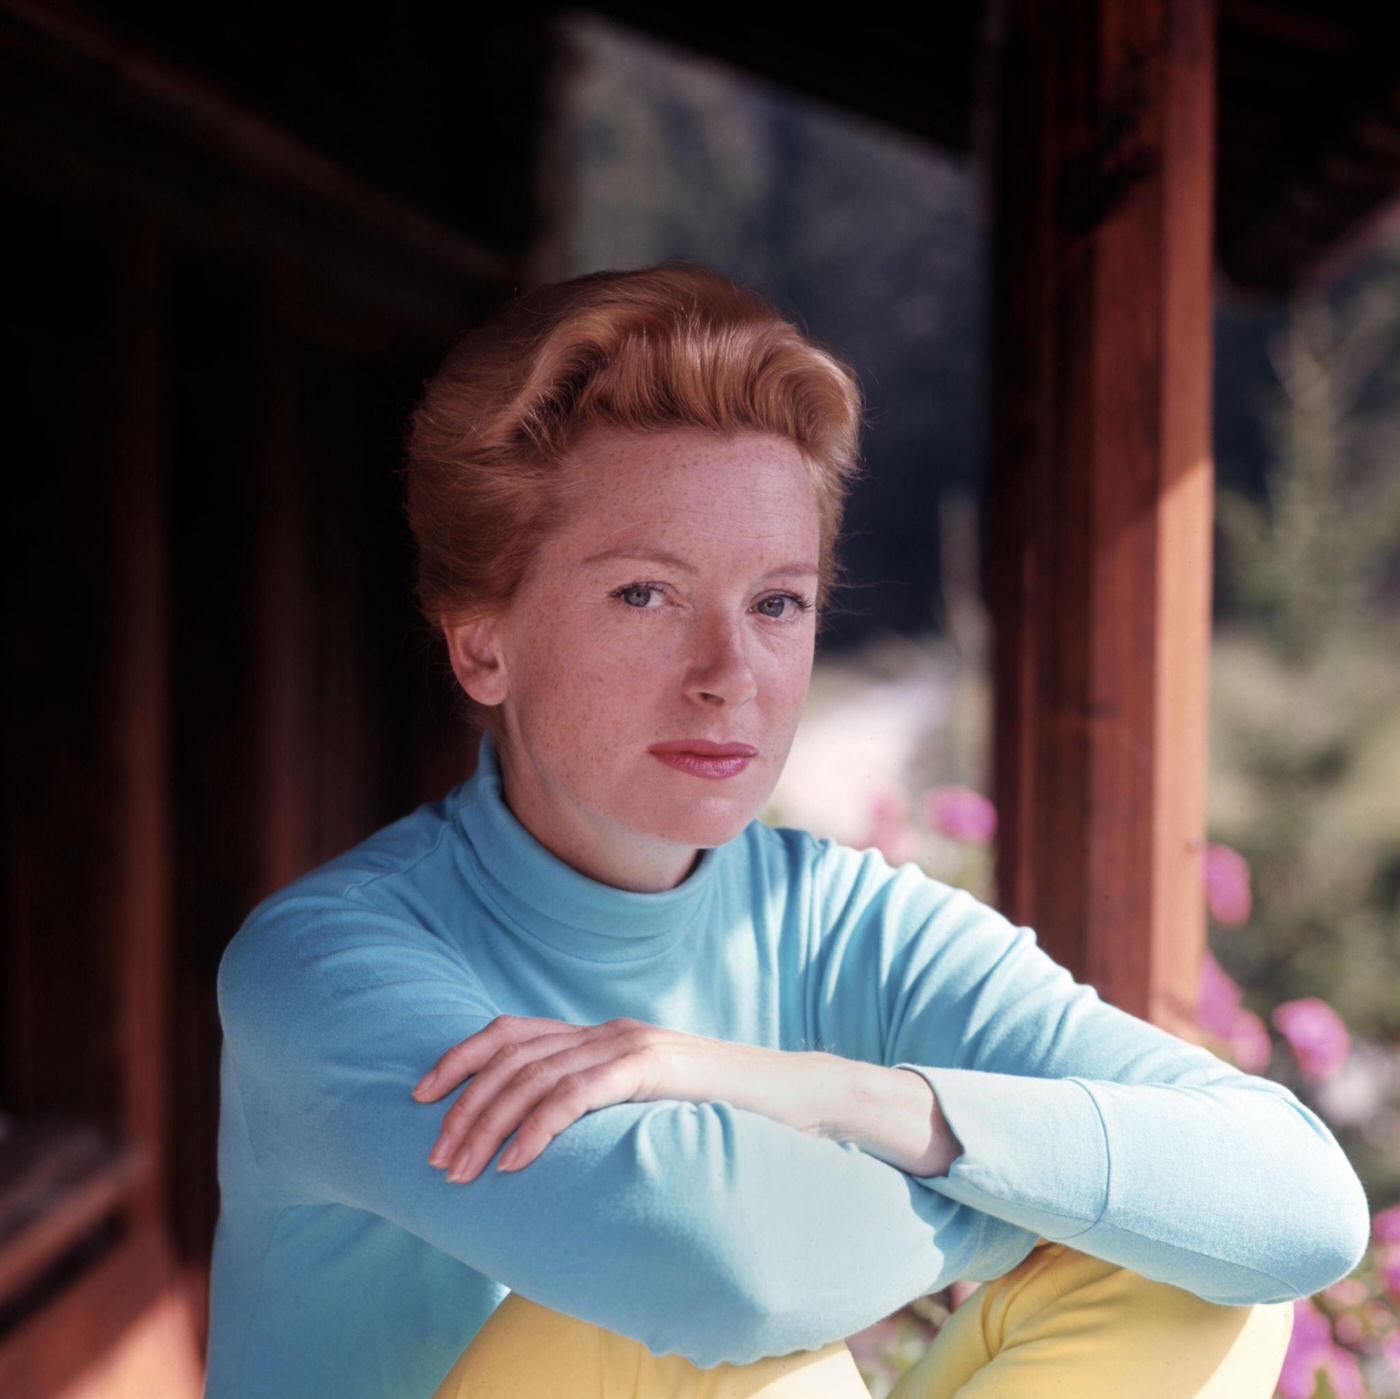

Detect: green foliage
[1215, 243, 1400, 662]
[1209, 238, 1400, 1218]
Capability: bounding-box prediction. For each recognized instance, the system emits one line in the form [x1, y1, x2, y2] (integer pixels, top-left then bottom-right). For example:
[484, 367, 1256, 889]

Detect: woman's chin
[637, 801, 757, 852]
[608, 761, 777, 850]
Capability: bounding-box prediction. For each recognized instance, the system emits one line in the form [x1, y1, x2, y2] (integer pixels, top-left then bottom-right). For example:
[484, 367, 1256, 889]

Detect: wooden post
[255, 265, 317, 894]
[983, 0, 1218, 1037]
[108, 218, 172, 1227]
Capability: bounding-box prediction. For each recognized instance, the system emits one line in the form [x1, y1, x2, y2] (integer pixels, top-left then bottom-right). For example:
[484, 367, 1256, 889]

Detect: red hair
[399, 260, 866, 734]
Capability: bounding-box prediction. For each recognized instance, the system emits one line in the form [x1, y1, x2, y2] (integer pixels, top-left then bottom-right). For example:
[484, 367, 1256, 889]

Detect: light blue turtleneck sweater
[206, 731, 1369, 1397]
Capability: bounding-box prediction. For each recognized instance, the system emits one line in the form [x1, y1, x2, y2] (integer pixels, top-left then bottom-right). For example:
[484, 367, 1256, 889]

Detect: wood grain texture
[985, 0, 1217, 1039]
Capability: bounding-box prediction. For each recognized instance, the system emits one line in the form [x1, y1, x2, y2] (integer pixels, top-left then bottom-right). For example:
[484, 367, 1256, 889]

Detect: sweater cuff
[893, 1063, 1110, 1243]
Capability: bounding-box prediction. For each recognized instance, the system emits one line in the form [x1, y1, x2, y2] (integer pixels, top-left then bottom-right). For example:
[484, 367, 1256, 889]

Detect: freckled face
[488, 424, 822, 882]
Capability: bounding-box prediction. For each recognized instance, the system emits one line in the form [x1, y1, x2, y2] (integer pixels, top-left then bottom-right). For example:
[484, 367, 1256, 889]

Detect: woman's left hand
[412, 1015, 842, 1183]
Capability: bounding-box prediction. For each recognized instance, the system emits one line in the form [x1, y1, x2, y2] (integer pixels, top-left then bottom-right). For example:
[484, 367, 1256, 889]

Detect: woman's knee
[431, 1291, 603, 1398]
[981, 1245, 1295, 1398]
[891, 1244, 1295, 1399]
[432, 1289, 871, 1398]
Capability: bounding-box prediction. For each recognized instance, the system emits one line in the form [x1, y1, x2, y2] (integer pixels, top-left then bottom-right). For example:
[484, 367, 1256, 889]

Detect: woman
[205, 262, 1368, 1398]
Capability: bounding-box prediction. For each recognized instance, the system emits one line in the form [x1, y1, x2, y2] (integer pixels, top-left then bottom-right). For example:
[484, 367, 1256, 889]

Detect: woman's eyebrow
[581, 546, 818, 580]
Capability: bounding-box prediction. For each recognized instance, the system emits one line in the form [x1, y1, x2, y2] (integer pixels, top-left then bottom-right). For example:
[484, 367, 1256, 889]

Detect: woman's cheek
[564, 638, 657, 708]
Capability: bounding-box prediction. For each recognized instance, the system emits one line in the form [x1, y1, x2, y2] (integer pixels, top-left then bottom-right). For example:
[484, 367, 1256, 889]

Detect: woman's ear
[442, 615, 510, 707]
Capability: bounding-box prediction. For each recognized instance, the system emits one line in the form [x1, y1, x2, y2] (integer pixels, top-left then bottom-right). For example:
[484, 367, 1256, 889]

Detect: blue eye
[611, 582, 663, 609]
[756, 592, 814, 620]
[608, 582, 815, 620]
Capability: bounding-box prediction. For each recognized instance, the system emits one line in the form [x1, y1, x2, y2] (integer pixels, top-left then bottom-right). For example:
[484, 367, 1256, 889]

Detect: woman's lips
[650, 751, 754, 780]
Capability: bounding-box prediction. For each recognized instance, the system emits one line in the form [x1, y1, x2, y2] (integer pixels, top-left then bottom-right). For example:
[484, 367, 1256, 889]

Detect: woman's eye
[756, 592, 814, 621]
[612, 582, 663, 609]
[609, 583, 814, 619]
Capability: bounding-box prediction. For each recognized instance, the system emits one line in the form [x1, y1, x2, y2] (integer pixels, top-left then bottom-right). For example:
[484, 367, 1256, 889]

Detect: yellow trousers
[433, 1242, 1295, 1398]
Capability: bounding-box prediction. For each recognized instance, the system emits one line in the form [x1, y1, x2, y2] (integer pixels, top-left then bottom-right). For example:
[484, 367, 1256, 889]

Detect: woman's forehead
[577, 540, 819, 580]
[564, 436, 815, 513]
[546, 427, 823, 568]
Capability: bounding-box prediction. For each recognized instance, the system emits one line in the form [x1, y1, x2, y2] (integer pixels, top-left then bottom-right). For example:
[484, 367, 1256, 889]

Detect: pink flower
[1279, 1297, 1331, 1389]
[920, 786, 996, 845]
[1384, 1328, 1400, 1370]
[1363, 1299, 1392, 1329]
[1373, 1204, 1400, 1245]
[1381, 1251, 1400, 1302]
[1333, 1312, 1364, 1345]
[1226, 1008, 1272, 1072]
[1203, 843, 1252, 925]
[1277, 1298, 1363, 1399]
[1272, 998, 1351, 1081]
[858, 787, 921, 865]
[1197, 949, 1243, 1040]
[1322, 1343, 1365, 1398]
[866, 788, 908, 833]
[1323, 1279, 1367, 1309]
[1195, 954, 1276, 1071]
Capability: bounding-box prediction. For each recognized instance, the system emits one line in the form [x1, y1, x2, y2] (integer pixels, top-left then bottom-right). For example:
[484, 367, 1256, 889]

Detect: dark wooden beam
[1215, 0, 1400, 293]
[984, 0, 1218, 1037]
[0, 1219, 198, 1396]
[108, 219, 171, 1226]
[0, 0, 518, 336]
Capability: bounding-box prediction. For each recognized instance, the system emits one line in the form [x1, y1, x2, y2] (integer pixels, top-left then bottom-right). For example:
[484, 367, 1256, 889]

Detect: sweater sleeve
[800, 836, 1371, 1306]
[218, 886, 1040, 1368]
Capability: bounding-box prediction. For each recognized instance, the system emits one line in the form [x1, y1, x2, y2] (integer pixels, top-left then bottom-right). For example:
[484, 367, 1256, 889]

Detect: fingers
[438, 1038, 652, 1184]
[457, 1051, 648, 1182]
[413, 1014, 567, 1101]
[428, 1030, 584, 1168]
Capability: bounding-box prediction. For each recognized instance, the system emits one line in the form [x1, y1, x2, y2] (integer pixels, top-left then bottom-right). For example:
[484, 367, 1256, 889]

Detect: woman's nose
[686, 618, 758, 707]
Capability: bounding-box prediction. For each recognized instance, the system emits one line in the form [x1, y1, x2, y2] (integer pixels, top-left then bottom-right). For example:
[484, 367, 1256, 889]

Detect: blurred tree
[1209, 235, 1400, 1206]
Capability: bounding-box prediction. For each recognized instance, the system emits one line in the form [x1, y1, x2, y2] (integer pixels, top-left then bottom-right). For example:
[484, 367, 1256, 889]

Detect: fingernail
[498, 1145, 521, 1171]
[413, 1070, 438, 1098]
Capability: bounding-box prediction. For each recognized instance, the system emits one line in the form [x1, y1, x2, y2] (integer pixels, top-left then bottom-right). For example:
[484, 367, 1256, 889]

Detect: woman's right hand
[411, 1013, 836, 1183]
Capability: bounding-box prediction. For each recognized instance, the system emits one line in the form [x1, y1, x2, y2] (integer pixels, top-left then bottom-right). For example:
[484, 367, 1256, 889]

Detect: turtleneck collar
[451, 730, 730, 962]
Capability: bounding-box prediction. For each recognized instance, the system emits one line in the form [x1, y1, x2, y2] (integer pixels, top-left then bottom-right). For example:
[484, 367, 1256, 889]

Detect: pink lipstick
[648, 739, 757, 781]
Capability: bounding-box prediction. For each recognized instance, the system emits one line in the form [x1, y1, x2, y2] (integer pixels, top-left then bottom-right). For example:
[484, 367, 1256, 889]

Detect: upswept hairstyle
[398, 259, 867, 734]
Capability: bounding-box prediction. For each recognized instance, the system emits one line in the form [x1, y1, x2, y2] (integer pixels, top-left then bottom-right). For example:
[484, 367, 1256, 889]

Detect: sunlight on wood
[56, 1285, 203, 1399]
